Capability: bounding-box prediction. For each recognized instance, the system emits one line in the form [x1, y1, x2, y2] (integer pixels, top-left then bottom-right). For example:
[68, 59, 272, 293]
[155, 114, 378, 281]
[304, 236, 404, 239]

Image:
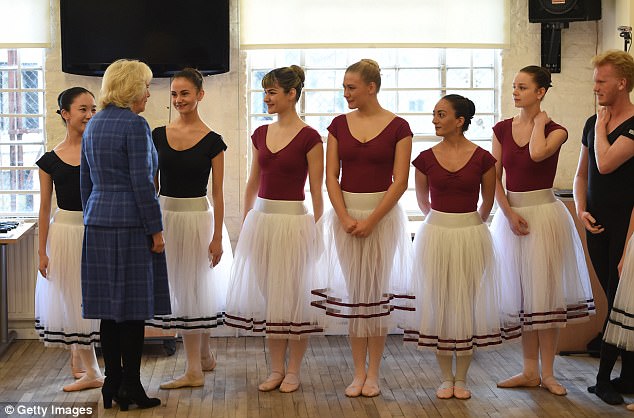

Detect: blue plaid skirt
[81, 225, 171, 321]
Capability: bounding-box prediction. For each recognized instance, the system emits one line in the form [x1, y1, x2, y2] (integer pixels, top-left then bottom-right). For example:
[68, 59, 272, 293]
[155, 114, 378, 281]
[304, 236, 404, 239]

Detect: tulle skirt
[311, 191, 414, 337]
[225, 198, 323, 339]
[34, 209, 100, 348]
[604, 237, 634, 351]
[147, 196, 232, 333]
[401, 210, 512, 356]
[490, 189, 595, 331]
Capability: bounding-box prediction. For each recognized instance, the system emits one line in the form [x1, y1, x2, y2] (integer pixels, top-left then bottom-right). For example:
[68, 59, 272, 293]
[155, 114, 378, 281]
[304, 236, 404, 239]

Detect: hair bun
[289, 65, 306, 84]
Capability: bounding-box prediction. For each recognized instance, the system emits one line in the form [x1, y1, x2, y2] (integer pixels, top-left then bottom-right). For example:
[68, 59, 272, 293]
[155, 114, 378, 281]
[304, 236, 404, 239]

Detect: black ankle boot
[101, 375, 121, 409]
[117, 381, 160, 411]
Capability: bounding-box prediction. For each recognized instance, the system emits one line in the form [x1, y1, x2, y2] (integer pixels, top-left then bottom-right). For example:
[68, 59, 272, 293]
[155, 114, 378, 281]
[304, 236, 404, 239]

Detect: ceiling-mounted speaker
[529, 0, 601, 23]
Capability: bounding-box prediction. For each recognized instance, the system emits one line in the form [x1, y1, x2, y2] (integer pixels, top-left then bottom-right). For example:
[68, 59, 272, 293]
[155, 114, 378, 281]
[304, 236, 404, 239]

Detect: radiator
[7, 226, 38, 325]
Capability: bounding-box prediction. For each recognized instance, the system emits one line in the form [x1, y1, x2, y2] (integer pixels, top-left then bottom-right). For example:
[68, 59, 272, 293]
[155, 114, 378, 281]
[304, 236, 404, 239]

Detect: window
[0, 49, 45, 217]
[247, 48, 500, 215]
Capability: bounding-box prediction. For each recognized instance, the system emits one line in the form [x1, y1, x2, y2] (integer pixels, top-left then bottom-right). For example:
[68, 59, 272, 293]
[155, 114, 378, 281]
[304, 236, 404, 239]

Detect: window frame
[0, 48, 46, 217]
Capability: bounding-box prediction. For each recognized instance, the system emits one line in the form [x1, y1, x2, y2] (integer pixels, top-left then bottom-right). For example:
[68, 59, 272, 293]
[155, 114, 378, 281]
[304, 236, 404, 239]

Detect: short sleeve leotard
[412, 147, 496, 213]
[36, 151, 82, 211]
[492, 118, 567, 192]
[328, 115, 413, 193]
[581, 115, 634, 220]
[253, 125, 322, 201]
[152, 126, 227, 198]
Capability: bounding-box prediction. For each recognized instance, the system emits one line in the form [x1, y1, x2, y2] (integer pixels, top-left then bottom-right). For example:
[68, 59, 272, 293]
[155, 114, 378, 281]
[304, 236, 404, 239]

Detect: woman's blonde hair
[346, 59, 381, 92]
[99, 59, 153, 109]
[592, 50, 634, 92]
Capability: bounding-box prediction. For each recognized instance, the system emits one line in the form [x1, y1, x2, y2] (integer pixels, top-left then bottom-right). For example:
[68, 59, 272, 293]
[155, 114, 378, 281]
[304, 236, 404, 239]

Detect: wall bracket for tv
[541, 22, 569, 73]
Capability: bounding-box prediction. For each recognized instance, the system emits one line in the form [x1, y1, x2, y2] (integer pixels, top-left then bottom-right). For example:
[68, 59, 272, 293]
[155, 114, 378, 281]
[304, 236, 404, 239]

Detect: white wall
[44, 0, 616, 243]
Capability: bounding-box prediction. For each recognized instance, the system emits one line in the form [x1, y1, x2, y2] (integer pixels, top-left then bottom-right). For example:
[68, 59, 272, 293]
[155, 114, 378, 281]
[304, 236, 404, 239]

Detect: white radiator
[7, 225, 38, 337]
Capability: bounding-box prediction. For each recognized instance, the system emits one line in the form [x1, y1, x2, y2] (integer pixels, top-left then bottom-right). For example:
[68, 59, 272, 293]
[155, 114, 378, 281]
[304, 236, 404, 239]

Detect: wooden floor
[0, 336, 632, 417]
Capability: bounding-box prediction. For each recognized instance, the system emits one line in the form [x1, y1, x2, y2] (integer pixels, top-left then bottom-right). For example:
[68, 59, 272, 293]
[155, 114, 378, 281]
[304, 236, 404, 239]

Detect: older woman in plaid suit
[80, 59, 170, 411]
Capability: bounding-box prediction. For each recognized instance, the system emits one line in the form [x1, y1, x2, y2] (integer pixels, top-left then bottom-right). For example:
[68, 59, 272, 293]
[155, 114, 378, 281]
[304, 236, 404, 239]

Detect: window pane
[412, 139, 436, 157]
[249, 91, 267, 114]
[250, 116, 273, 135]
[472, 50, 495, 67]
[0, 144, 45, 166]
[406, 115, 435, 136]
[305, 90, 345, 114]
[304, 116, 332, 137]
[0, 168, 38, 191]
[304, 49, 340, 68]
[446, 49, 472, 67]
[0, 193, 37, 214]
[250, 70, 266, 89]
[467, 115, 495, 140]
[0, 91, 18, 113]
[447, 68, 471, 88]
[22, 70, 43, 89]
[0, 69, 17, 87]
[249, 51, 276, 69]
[0, 117, 44, 139]
[398, 69, 441, 88]
[380, 69, 397, 89]
[398, 49, 440, 67]
[473, 68, 495, 88]
[378, 90, 396, 110]
[397, 90, 440, 113]
[18, 49, 44, 66]
[305, 69, 342, 89]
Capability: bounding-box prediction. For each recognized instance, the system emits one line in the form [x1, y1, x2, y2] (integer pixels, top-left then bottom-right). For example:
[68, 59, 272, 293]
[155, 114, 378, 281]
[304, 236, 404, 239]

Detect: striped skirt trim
[146, 313, 224, 331]
[34, 321, 100, 347]
[224, 313, 323, 336]
[402, 329, 507, 354]
[519, 300, 596, 328]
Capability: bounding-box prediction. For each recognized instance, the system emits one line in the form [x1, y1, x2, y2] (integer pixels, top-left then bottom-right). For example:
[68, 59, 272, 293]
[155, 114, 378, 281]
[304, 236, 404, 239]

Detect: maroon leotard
[328, 115, 412, 193]
[413, 146, 496, 213]
[253, 125, 322, 201]
[493, 118, 567, 192]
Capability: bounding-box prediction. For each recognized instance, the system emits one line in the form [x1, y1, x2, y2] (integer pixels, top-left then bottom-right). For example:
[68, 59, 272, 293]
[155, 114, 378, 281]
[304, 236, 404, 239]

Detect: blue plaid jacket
[80, 105, 162, 235]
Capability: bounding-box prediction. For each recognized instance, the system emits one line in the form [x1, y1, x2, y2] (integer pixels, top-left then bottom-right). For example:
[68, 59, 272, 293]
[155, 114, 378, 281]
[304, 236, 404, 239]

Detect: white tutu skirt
[401, 210, 510, 356]
[490, 189, 595, 331]
[604, 237, 634, 351]
[225, 198, 323, 339]
[311, 192, 414, 337]
[34, 209, 100, 348]
[146, 196, 232, 333]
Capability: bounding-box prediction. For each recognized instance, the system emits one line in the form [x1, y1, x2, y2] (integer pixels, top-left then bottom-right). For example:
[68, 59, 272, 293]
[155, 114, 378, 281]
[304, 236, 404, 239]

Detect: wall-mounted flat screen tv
[60, 0, 230, 77]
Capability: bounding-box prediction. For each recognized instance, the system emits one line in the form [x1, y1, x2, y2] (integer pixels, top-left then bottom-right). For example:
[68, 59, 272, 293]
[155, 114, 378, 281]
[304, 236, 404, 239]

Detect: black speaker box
[529, 0, 601, 23]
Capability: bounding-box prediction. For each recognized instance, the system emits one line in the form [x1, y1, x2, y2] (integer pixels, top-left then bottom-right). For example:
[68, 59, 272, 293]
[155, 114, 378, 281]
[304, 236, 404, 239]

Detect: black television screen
[60, 0, 230, 77]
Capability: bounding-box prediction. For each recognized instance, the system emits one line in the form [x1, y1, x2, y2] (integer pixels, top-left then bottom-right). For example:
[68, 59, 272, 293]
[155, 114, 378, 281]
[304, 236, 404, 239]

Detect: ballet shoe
[541, 376, 567, 396]
[453, 381, 471, 400]
[436, 382, 454, 399]
[361, 380, 381, 397]
[62, 376, 104, 392]
[258, 372, 285, 392]
[279, 373, 300, 393]
[159, 374, 204, 389]
[626, 403, 634, 411]
[201, 351, 216, 372]
[345, 377, 365, 398]
[496, 373, 541, 388]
